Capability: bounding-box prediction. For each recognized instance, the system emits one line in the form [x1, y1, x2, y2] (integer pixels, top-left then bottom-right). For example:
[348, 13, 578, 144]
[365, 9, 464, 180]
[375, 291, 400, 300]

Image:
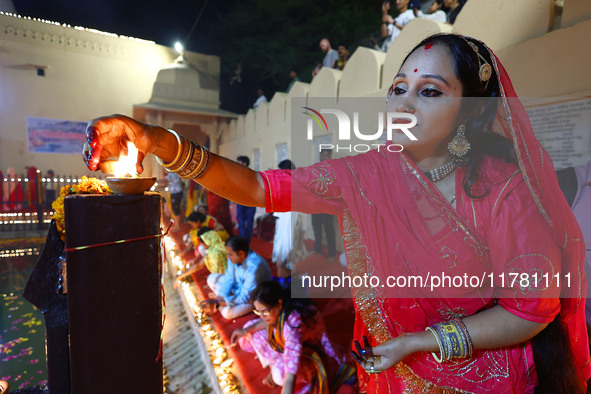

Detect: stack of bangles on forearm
[156, 130, 211, 179]
[425, 318, 473, 363]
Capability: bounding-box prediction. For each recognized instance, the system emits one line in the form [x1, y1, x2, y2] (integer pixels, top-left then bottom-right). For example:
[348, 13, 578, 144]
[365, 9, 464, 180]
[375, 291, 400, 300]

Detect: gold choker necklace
[424, 161, 456, 182]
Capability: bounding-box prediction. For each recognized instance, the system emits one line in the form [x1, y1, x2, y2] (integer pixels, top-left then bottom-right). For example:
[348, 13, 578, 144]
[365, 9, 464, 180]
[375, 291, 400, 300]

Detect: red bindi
[425, 43, 433, 50]
[414, 69, 418, 73]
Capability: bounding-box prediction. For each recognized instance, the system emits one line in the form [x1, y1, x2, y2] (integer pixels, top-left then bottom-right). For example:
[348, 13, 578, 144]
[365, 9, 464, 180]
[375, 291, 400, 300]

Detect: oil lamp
[105, 141, 156, 194]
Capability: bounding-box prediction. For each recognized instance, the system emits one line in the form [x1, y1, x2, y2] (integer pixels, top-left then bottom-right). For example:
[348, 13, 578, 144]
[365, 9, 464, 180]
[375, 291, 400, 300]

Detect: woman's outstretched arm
[84, 115, 266, 207]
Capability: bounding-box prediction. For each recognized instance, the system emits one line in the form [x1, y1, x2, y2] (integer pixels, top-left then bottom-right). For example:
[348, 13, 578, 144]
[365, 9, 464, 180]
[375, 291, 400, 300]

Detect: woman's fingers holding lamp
[352, 335, 382, 373]
[370, 336, 412, 371]
[353, 335, 375, 357]
[84, 115, 157, 173]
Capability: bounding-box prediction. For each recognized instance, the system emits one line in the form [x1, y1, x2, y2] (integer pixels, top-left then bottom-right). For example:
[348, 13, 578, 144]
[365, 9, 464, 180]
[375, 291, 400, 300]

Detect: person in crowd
[180, 225, 211, 266]
[414, 0, 448, 23]
[25, 166, 39, 211]
[230, 63, 242, 85]
[231, 281, 356, 393]
[311, 149, 337, 262]
[287, 70, 300, 92]
[445, 0, 467, 24]
[2, 167, 23, 211]
[207, 190, 234, 234]
[184, 178, 200, 217]
[44, 169, 56, 211]
[253, 88, 268, 109]
[160, 169, 184, 231]
[180, 211, 228, 262]
[334, 44, 350, 70]
[235, 155, 257, 244]
[187, 211, 229, 244]
[175, 226, 228, 288]
[203, 236, 271, 320]
[85, 33, 590, 392]
[372, 0, 415, 53]
[557, 160, 591, 343]
[312, 38, 339, 77]
[272, 160, 309, 277]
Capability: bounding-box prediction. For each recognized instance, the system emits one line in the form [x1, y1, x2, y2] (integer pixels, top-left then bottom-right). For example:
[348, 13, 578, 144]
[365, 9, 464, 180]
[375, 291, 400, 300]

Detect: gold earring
[448, 124, 470, 158]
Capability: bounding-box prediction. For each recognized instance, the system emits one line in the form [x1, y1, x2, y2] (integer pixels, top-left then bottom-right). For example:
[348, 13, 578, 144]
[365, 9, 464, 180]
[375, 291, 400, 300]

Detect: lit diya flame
[113, 141, 139, 178]
[105, 141, 156, 194]
[215, 347, 225, 357]
[220, 358, 233, 369]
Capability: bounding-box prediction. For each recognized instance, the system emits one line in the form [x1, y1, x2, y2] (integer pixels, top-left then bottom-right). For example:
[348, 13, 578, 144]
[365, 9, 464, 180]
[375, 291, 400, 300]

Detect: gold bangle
[167, 135, 188, 172]
[425, 326, 445, 363]
[172, 139, 195, 175]
[190, 146, 211, 179]
[156, 129, 182, 168]
[177, 143, 203, 178]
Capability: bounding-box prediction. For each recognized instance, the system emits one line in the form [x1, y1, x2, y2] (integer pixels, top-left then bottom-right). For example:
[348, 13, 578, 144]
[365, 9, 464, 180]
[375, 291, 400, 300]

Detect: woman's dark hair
[532, 314, 585, 393]
[251, 281, 317, 329]
[188, 211, 206, 224]
[278, 159, 295, 170]
[236, 155, 250, 167]
[225, 235, 249, 254]
[197, 226, 212, 242]
[404, 34, 516, 198]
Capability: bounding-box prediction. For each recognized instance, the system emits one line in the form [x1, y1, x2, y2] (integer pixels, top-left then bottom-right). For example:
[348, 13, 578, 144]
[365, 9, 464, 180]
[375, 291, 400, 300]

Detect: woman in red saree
[2, 167, 24, 211]
[85, 34, 590, 392]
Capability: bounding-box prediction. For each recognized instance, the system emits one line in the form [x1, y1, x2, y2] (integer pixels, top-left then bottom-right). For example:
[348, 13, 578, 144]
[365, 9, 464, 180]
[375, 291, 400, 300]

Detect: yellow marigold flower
[51, 177, 112, 241]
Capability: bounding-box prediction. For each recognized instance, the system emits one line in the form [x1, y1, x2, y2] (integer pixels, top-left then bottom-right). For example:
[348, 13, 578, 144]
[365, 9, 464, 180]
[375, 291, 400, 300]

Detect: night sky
[11, 0, 225, 55]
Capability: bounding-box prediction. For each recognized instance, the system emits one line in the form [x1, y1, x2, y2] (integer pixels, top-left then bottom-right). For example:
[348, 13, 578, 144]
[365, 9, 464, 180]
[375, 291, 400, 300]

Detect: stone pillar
[64, 193, 162, 394]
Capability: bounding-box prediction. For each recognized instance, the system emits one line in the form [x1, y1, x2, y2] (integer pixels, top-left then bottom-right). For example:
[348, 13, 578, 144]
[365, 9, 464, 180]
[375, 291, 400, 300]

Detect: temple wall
[0, 12, 219, 177]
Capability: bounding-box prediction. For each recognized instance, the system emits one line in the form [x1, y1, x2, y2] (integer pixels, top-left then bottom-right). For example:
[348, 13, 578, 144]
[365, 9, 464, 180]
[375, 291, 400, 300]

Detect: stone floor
[162, 261, 215, 394]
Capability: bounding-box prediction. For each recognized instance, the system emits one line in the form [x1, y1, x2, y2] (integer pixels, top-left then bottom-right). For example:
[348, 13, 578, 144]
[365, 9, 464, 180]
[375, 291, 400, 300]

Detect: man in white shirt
[253, 88, 267, 109]
[415, 0, 447, 23]
[378, 0, 415, 53]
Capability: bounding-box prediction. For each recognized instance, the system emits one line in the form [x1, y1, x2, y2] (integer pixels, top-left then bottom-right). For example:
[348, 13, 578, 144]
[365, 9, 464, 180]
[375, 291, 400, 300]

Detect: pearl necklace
[423, 161, 456, 183]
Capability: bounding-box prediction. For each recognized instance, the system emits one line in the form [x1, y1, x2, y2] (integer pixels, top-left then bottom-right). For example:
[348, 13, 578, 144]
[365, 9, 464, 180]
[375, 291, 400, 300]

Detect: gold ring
[366, 365, 381, 375]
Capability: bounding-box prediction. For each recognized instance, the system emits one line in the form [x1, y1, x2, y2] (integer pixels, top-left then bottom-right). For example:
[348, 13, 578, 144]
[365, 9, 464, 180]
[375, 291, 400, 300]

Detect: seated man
[205, 236, 272, 320]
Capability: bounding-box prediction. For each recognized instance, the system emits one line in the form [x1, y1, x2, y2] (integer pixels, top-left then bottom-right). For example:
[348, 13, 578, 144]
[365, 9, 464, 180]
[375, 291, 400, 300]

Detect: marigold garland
[51, 176, 112, 241]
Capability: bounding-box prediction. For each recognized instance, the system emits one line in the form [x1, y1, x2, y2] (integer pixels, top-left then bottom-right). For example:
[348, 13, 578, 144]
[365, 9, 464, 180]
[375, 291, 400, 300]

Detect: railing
[0, 172, 105, 233]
